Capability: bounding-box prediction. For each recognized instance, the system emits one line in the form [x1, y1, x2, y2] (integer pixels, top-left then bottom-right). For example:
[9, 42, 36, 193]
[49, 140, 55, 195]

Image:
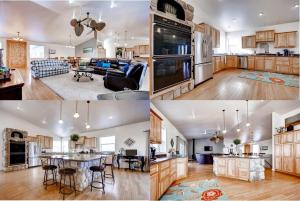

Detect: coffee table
[0, 69, 24, 100]
[72, 67, 94, 82]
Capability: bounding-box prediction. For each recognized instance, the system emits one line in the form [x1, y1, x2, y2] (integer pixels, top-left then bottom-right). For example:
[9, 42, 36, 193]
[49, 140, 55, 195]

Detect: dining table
[39, 154, 106, 191]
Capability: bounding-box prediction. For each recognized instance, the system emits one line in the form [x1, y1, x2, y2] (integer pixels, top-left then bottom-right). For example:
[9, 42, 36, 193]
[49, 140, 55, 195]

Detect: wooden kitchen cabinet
[27, 136, 37, 142]
[295, 143, 300, 175]
[275, 144, 282, 171]
[150, 164, 159, 200]
[226, 55, 238, 68]
[295, 130, 300, 143]
[76, 136, 85, 145]
[158, 161, 170, 197]
[37, 135, 53, 149]
[256, 30, 275, 42]
[150, 110, 162, 144]
[84, 137, 97, 148]
[226, 158, 237, 178]
[170, 159, 177, 184]
[274, 134, 282, 144]
[176, 158, 188, 179]
[275, 32, 297, 48]
[283, 144, 294, 173]
[254, 56, 265, 71]
[242, 36, 256, 48]
[248, 56, 255, 70]
[264, 57, 275, 72]
[213, 56, 225, 73]
[237, 159, 250, 181]
[291, 57, 300, 76]
[282, 132, 294, 143]
[275, 57, 291, 74]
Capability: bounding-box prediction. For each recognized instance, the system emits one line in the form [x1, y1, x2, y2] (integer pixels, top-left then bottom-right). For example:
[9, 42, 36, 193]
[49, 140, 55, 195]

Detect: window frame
[99, 136, 115, 152]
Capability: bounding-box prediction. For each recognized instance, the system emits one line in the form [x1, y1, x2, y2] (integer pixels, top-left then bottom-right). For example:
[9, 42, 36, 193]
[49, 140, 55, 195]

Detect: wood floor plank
[0, 167, 149, 200]
[178, 69, 299, 100]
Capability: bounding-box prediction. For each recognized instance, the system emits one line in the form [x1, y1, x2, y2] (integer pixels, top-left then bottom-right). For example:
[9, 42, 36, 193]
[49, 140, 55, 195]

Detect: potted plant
[70, 134, 80, 142]
[233, 139, 241, 155]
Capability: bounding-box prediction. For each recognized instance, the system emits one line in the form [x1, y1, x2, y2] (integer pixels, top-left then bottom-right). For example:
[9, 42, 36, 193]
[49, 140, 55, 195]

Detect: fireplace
[2, 128, 28, 172]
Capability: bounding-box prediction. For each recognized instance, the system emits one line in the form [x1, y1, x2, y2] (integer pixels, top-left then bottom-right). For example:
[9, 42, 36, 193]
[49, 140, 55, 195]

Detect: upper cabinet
[275, 32, 297, 48]
[198, 23, 220, 48]
[256, 30, 275, 42]
[242, 36, 256, 48]
[37, 135, 53, 149]
[150, 109, 162, 144]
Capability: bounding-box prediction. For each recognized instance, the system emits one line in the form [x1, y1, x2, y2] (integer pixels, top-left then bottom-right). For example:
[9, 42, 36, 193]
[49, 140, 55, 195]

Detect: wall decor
[49, 49, 56, 54]
[124, 138, 135, 147]
[83, 47, 93, 54]
[261, 146, 268, 151]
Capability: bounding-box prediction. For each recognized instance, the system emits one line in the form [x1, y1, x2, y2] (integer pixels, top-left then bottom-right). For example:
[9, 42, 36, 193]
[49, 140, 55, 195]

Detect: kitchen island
[40, 154, 105, 191]
[213, 156, 265, 182]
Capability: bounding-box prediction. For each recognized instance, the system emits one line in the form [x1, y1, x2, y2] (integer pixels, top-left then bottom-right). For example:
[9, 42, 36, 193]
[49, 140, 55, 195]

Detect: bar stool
[104, 154, 115, 182]
[58, 159, 76, 200]
[90, 157, 106, 194]
[41, 158, 57, 189]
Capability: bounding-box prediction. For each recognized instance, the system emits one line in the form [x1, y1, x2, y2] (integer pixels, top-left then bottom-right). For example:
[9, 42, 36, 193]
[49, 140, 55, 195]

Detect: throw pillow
[102, 62, 111, 68]
[96, 61, 104, 67]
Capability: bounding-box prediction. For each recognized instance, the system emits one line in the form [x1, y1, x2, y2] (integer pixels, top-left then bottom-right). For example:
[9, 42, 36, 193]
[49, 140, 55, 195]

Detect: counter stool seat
[59, 168, 76, 200]
[90, 164, 105, 194]
[90, 165, 105, 172]
[42, 164, 57, 189]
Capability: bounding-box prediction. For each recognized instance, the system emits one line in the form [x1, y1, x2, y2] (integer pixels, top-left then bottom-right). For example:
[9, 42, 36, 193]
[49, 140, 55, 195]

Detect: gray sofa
[31, 59, 69, 78]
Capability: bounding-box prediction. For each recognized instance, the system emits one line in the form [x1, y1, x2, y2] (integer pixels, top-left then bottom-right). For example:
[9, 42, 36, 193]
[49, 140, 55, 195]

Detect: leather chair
[104, 62, 147, 91]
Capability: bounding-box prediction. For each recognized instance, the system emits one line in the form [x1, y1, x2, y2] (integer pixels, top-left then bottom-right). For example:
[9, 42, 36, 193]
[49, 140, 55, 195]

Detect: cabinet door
[295, 130, 300, 143]
[242, 37, 247, 48]
[286, 32, 297, 47]
[274, 144, 282, 170]
[295, 143, 300, 174]
[283, 132, 294, 143]
[226, 159, 236, 177]
[291, 58, 299, 75]
[150, 173, 158, 200]
[275, 33, 287, 48]
[177, 158, 187, 179]
[256, 32, 266, 42]
[264, 57, 275, 72]
[255, 57, 265, 71]
[155, 116, 162, 144]
[266, 31, 275, 42]
[150, 112, 156, 143]
[248, 57, 255, 70]
[283, 144, 294, 173]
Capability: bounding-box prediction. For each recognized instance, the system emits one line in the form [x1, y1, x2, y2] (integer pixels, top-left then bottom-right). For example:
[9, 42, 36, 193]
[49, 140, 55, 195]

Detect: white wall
[150, 103, 187, 155]
[0, 37, 75, 67]
[226, 22, 300, 54]
[187, 138, 224, 158]
[0, 109, 55, 170]
[75, 38, 97, 59]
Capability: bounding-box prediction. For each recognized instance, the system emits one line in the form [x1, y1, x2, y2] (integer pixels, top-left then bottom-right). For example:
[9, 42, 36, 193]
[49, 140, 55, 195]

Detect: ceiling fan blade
[75, 24, 84, 36]
[95, 22, 106, 31]
[70, 19, 78, 27]
[89, 19, 97, 28]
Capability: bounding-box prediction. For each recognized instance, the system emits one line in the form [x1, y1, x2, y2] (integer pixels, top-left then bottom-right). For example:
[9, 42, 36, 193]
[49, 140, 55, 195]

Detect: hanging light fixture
[236, 109, 241, 133]
[246, 100, 251, 127]
[13, 32, 24, 41]
[73, 101, 80, 118]
[58, 101, 64, 124]
[85, 101, 91, 129]
[222, 109, 227, 134]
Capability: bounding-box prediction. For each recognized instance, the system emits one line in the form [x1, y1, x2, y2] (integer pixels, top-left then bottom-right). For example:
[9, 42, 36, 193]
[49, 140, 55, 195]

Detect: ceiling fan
[70, 12, 106, 39]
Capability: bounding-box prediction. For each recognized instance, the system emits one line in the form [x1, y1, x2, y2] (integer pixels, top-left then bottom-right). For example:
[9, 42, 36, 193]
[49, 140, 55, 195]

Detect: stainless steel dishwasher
[239, 56, 248, 69]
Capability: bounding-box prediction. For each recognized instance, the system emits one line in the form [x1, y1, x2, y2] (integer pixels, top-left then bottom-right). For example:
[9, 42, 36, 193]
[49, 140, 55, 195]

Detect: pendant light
[222, 109, 227, 134]
[13, 32, 24, 41]
[85, 101, 91, 129]
[246, 100, 251, 127]
[73, 101, 80, 118]
[58, 101, 64, 124]
[236, 109, 241, 133]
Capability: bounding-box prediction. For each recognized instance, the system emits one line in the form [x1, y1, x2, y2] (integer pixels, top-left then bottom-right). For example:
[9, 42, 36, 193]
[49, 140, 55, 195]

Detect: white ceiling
[0, 0, 149, 46]
[152, 101, 300, 142]
[0, 101, 149, 137]
[187, 0, 300, 32]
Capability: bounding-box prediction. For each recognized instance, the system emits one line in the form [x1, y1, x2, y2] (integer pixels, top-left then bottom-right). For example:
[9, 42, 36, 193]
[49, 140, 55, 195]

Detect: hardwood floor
[18, 68, 62, 100]
[173, 162, 300, 200]
[178, 69, 299, 100]
[0, 167, 149, 200]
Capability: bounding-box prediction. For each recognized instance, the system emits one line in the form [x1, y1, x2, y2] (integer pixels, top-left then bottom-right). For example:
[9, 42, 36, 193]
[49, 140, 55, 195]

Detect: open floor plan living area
[150, 100, 300, 200]
[0, 100, 150, 200]
[0, 1, 149, 100]
[149, 0, 299, 100]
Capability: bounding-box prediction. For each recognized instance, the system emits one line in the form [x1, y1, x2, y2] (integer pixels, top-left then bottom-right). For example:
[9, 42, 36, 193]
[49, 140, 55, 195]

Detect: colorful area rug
[239, 71, 299, 88]
[160, 179, 228, 201]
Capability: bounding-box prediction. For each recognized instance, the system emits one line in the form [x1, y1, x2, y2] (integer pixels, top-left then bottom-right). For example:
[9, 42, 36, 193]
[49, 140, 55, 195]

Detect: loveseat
[31, 59, 69, 78]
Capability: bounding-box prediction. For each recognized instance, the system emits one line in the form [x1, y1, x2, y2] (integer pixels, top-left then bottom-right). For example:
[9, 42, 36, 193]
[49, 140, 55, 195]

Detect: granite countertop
[40, 154, 103, 162]
[150, 156, 187, 165]
[213, 54, 300, 58]
[213, 155, 264, 159]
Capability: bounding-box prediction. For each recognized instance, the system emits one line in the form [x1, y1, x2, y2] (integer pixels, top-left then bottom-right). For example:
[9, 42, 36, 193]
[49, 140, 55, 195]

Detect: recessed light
[259, 12, 264, 16]
[108, 116, 113, 119]
[42, 120, 47, 124]
[294, 4, 299, 8]
[86, 124, 91, 129]
[58, 120, 64, 124]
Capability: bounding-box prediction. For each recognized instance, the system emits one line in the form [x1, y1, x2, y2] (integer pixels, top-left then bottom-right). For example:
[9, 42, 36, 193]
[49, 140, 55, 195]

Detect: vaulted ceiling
[0, 101, 150, 137]
[152, 100, 300, 142]
[187, 0, 299, 32]
[0, 0, 149, 46]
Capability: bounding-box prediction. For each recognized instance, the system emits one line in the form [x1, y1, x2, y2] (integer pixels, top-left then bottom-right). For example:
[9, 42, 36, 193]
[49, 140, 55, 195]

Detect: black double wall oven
[153, 15, 192, 93]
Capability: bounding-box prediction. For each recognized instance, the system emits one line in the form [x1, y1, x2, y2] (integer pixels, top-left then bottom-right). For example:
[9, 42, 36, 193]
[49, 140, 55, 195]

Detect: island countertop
[213, 155, 263, 159]
[150, 156, 187, 165]
[39, 154, 104, 162]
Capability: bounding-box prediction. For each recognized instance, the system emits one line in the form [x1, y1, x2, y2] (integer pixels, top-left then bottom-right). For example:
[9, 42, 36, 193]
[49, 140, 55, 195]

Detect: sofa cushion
[96, 61, 104, 67]
[102, 62, 111, 68]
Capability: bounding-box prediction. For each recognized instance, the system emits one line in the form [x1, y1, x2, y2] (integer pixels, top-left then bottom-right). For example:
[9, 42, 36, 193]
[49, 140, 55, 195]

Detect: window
[53, 139, 62, 152]
[62, 138, 69, 153]
[153, 127, 167, 153]
[252, 144, 260, 155]
[0, 42, 2, 49]
[99, 136, 115, 152]
[30, 45, 45, 59]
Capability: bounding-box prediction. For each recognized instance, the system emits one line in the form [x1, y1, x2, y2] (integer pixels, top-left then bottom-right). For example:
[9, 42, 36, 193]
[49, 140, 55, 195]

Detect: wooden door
[150, 173, 158, 200]
[286, 32, 297, 47]
[283, 144, 294, 173]
[274, 144, 282, 170]
[6, 40, 27, 68]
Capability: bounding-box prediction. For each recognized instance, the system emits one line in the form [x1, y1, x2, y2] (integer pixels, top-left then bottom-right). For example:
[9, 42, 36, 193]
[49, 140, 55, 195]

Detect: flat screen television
[125, 149, 137, 156]
[204, 146, 213, 151]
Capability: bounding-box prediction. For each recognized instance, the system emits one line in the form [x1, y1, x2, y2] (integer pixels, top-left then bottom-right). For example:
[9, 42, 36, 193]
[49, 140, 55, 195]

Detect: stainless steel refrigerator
[194, 31, 213, 86]
[28, 142, 41, 167]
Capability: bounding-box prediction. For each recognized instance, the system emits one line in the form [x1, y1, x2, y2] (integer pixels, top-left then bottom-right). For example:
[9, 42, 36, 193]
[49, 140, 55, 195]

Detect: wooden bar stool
[58, 159, 76, 200]
[90, 157, 106, 194]
[41, 158, 57, 189]
[104, 154, 115, 182]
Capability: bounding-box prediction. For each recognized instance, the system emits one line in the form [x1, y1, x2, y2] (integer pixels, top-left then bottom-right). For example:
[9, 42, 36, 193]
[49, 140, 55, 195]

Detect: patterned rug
[160, 179, 228, 201]
[239, 71, 299, 88]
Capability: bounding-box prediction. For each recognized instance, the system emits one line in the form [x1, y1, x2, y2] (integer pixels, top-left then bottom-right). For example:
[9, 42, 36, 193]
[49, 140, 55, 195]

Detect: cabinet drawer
[159, 161, 170, 170]
[237, 159, 249, 169]
[217, 158, 226, 166]
[159, 167, 170, 179]
[276, 58, 290, 65]
[150, 164, 158, 175]
[238, 169, 249, 180]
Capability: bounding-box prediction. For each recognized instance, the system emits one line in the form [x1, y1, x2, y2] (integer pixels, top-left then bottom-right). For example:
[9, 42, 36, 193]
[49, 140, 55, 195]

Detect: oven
[153, 15, 191, 57]
[153, 56, 191, 93]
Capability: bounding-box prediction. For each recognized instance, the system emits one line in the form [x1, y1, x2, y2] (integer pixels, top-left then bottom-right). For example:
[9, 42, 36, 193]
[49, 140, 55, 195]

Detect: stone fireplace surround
[2, 128, 28, 172]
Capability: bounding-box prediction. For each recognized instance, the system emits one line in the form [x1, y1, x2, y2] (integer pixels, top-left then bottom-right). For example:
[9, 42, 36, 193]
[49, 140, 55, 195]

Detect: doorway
[6, 40, 27, 68]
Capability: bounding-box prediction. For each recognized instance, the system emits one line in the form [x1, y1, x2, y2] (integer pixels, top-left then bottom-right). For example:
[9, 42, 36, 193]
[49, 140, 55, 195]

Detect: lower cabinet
[177, 158, 188, 179]
[226, 158, 237, 177]
[255, 57, 265, 71]
[150, 164, 159, 200]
